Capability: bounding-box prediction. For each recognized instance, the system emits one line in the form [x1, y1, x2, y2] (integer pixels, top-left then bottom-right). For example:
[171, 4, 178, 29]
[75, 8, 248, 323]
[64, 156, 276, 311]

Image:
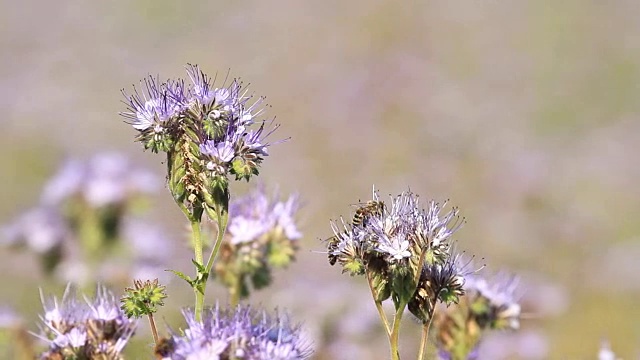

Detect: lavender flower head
[121, 64, 278, 193]
[215, 186, 302, 298]
[36, 285, 137, 360]
[326, 188, 472, 326]
[168, 306, 312, 360]
[120, 76, 187, 133]
[227, 186, 302, 245]
[465, 273, 522, 330]
[327, 189, 464, 275]
[2, 207, 67, 254]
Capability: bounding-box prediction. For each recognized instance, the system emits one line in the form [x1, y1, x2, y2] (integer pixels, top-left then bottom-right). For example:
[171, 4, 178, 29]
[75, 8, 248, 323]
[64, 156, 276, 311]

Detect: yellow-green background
[1, 1, 639, 359]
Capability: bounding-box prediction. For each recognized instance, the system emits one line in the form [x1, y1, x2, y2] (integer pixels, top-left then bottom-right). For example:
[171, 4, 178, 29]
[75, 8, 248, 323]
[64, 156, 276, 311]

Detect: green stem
[191, 220, 203, 265]
[204, 207, 228, 275]
[366, 272, 391, 336]
[390, 301, 406, 360]
[191, 219, 204, 321]
[198, 205, 228, 307]
[417, 318, 433, 360]
[148, 313, 159, 345]
[417, 299, 437, 360]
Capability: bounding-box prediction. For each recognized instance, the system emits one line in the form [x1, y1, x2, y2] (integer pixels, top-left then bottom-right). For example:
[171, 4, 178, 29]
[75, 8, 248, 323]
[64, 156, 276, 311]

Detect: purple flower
[121, 76, 187, 131]
[2, 207, 67, 253]
[36, 285, 137, 358]
[186, 64, 216, 105]
[41, 153, 159, 207]
[228, 187, 302, 245]
[273, 195, 303, 240]
[375, 232, 412, 260]
[465, 273, 521, 330]
[418, 200, 464, 248]
[0, 306, 22, 329]
[200, 140, 236, 163]
[169, 306, 312, 360]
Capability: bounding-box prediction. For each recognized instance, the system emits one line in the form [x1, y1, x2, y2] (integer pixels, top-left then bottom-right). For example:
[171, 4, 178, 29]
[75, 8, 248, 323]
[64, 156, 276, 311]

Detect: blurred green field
[1, 1, 639, 358]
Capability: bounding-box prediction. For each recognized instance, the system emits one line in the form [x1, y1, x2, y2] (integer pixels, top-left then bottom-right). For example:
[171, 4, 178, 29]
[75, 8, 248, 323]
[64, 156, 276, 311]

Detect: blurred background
[1, 0, 639, 358]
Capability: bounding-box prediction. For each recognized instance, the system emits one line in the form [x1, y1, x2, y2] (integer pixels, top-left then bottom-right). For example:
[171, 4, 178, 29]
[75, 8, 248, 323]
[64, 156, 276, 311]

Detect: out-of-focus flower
[214, 186, 302, 300]
[0, 306, 23, 329]
[124, 219, 173, 263]
[3, 153, 168, 283]
[435, 272, 523, 360]
[465, 273, 521, 330]
[166, 306, 312, 360]
[2, 207, 67, 254]
[227, 187, 302, 245]
[598, 340, 618, 360]
[36, 285, 137, 360]
[474, 330, 549, 360]
[2, 207, 67, 273]
[41, 152, 160, 207]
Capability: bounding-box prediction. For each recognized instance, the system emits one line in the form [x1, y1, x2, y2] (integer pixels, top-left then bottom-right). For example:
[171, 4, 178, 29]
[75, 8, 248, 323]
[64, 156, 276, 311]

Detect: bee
[352, 200, 385, 227]
[154, 337, 175, 359]
[326, 235, 339, 266]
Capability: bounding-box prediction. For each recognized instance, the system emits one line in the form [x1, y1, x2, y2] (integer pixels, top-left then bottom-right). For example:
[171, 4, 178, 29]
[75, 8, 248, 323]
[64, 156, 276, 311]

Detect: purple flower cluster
[326, 189, 473, 325]
[36, 285, 137, 359]
[328, 190, 464, 272]
[168, 306, 312, 360]
[121, 65, 277, 183]
[213, 186, 302, 299]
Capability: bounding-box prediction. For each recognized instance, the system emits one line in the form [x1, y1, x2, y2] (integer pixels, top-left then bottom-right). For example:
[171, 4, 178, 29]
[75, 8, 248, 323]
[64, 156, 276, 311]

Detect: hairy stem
[191, 219, 204, 321]
[418, 299, 437, 360]
[366, 271, 391, 336]
[390, 301, 406, 360]
[205, 207, 228, 277]
[148, 313, 159, 345]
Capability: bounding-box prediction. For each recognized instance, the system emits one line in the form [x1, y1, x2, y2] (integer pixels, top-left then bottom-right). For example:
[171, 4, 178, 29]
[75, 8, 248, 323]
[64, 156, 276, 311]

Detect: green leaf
[168, 270, 194, 287]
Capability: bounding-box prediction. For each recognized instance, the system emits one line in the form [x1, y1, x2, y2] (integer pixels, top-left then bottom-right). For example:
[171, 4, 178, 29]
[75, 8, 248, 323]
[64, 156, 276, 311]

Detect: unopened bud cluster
[37, 285, 137, 360]
[327, 190, 469, 319]
[214, 186, 302, 300]
[120, 279, 167, 319]
[121, 65, 277, 216]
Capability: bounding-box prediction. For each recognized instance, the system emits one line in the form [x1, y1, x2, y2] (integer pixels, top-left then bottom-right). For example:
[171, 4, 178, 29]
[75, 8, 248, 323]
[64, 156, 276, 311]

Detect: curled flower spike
[35, 285, 137, 360]
[167, 305, 312, 360]
[121, 64, 281, 214]
[408, 253, 477, 324]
